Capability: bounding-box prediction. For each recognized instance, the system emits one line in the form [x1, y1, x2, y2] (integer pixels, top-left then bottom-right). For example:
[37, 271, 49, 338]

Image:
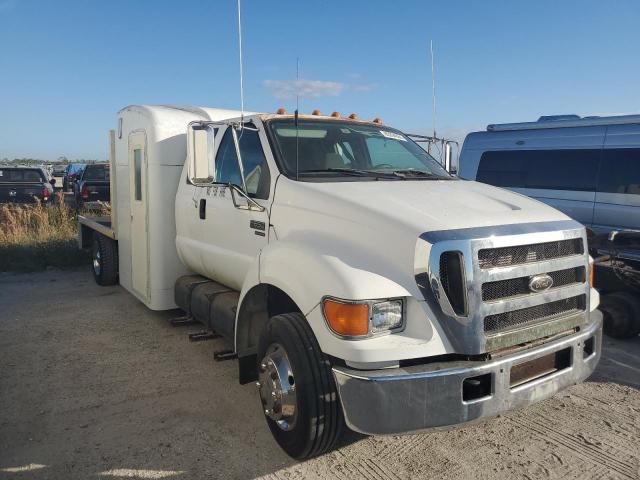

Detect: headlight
[371, 300, 403, 333]
[322, 297, 405, 338]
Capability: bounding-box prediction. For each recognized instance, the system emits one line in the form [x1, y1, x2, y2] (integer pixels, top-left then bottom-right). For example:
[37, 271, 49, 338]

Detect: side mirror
[444, 141, 459, 175]
[187, 122, 217, 185]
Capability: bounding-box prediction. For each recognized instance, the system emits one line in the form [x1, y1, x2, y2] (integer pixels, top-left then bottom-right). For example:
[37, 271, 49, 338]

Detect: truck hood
[273, 178, 570, 235]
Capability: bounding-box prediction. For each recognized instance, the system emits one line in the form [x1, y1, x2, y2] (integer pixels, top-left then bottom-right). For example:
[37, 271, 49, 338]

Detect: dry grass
[0, 193, 91, 271]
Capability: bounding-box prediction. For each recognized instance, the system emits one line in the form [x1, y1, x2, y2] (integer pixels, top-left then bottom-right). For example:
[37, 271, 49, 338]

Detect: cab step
[214, 350, 238, 361]
[169, 315, 198, 327]
[188, 331, 222, 342]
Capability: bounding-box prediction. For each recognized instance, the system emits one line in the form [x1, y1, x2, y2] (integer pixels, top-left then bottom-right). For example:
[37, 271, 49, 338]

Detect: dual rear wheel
[91, 234, 118, 286]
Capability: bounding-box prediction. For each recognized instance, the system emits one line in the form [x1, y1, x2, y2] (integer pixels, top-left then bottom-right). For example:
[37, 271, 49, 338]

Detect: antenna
[295, 57, 300, 180]
[236, 0, 244, 124]
[430, 40, 437, 140]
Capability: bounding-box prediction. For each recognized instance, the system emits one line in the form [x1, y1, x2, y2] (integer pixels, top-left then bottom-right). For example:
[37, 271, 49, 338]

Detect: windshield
[267, 119, 451, 181]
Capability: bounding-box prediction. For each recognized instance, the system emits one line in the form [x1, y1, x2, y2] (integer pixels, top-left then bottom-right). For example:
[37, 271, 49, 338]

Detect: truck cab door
[197, 124, 271, 290]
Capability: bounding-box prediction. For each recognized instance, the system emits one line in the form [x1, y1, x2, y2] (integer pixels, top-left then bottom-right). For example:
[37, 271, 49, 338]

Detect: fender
[234, 232, 412, 363]
[260, 235, 412, 313]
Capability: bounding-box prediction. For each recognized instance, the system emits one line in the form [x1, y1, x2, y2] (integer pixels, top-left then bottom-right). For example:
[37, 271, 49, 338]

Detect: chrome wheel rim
[93, 248, 101, 276]
[258, 343, 297, 431]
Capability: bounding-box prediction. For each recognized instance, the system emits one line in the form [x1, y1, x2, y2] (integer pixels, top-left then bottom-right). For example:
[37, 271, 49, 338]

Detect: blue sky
[1, 0, 639, 160]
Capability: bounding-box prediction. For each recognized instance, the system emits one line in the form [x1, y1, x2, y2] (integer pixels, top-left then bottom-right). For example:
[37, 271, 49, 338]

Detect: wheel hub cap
[93, 249, 101, 275]
[258, 343, 297, 431]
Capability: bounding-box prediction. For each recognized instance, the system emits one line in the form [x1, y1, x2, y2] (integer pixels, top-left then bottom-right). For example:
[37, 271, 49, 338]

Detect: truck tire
[257, 312, 343, 459]
[92, 234, 118, 286]
[600, 292, 640, 339]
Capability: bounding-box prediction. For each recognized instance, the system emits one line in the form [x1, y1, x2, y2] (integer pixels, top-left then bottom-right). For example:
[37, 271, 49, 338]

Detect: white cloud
[351, 83, 378, 93]
[263, 78, 378, 100]
[263, 79, 345, 100]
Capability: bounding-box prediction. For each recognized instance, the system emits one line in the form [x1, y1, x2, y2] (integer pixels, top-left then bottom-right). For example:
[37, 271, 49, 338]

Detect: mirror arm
[229, 184, 265, 212]
[231, 127, 249, 194]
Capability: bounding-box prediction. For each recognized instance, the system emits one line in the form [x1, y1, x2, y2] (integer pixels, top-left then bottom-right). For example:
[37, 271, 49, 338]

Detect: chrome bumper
[332, 311, 602, 435]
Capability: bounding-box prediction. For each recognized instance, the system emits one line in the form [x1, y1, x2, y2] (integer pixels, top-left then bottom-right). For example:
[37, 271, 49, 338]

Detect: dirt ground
[0, 268, 638, 480]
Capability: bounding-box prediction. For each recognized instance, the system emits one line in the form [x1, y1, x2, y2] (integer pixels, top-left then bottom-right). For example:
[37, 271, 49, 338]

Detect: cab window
[215, 129, 242, 187]
[237, 128, 270, 199]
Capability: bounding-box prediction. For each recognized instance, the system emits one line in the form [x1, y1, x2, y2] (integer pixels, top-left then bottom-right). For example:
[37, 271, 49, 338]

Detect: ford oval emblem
[529, 274, 553, 293]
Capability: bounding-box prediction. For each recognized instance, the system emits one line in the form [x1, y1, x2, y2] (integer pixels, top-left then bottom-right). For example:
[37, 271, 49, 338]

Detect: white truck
[79, 105, 603, 459]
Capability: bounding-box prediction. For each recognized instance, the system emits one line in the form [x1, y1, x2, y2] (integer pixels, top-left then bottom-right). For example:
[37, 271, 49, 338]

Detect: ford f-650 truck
[78, 105, 602, 459]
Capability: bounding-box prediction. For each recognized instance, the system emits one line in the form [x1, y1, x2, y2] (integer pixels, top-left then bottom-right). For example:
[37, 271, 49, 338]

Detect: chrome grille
[482, 267, 585, 302]
[484, 295, 585, 333]
[478, 238, 583, 269]
[423, 220, 590, 354]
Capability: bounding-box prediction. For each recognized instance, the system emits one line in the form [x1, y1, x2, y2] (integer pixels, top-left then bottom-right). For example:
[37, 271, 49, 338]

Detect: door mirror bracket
[229, 184, 265, 212]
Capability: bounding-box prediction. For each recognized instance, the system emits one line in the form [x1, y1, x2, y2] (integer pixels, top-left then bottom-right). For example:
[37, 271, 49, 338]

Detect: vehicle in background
[458, 114, 640, 234]
[63, 163, 85, 192]
[52, 164, 67, 175]
[590, 230, 640, 339]
[0, 166, 55, 204]
[74, 163, 110, 207]
[79, 105, 602, 459]
[51, 164, 67, 189]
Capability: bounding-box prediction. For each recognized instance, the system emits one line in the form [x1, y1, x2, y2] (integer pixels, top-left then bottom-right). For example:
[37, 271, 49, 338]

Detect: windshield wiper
[298, 168, 400, 179]
[390, 169, 451, 179]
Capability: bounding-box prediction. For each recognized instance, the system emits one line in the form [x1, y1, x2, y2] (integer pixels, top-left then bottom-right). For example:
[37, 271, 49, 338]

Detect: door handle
[199, 199, 206, 219]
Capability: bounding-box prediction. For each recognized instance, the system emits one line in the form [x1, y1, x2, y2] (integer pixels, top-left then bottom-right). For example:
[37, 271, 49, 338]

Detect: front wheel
[257, 312, 343, 459]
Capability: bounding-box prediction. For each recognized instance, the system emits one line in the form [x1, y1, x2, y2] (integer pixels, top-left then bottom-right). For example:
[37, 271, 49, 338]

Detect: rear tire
[92, 234, 118, 286]
[600, 292, 640, 339]
[257, 312, 343, 459]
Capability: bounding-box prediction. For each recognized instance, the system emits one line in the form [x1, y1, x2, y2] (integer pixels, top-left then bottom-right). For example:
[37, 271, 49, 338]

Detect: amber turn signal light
[589, 262, 594, 286]
[323, 299, 369, 337]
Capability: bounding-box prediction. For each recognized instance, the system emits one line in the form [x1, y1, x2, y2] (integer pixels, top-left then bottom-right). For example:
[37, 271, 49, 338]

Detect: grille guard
[419, 220, 591, 354]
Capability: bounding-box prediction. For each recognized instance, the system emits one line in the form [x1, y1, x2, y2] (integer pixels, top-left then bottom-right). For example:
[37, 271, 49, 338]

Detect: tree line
[1, 156, 106, 166]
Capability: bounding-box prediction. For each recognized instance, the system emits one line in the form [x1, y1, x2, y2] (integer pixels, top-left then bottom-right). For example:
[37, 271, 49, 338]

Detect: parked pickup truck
[74, 163, 110, 207]
[79, 105, 602, 459]
[0, 166, 56, 204]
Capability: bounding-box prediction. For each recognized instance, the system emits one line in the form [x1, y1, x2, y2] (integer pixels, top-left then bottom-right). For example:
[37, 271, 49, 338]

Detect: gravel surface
[0, 268, 638, 480]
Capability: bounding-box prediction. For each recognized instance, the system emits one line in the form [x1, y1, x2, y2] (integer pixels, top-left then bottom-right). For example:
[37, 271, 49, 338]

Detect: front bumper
[332, 311, 602, 435]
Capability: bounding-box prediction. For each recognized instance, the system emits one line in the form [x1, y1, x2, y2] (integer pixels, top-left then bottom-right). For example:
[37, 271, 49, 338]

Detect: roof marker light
[311, 109, 321, 116]
[372, 117, 383, 124]
[330, 111, 341, 118]
[348, 113, 358, 119]
[276, 107, 287, 114]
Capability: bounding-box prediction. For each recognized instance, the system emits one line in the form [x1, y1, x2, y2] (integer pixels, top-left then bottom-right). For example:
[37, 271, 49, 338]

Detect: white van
[458, 114, 640, 234]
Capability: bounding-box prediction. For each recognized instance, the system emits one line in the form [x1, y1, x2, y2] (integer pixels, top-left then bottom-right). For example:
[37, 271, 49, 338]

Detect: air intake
[439, 251, 467, 316]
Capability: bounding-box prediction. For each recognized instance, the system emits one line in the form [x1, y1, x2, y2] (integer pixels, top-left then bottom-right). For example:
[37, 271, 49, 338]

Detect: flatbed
[77, 215, 115, 248]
